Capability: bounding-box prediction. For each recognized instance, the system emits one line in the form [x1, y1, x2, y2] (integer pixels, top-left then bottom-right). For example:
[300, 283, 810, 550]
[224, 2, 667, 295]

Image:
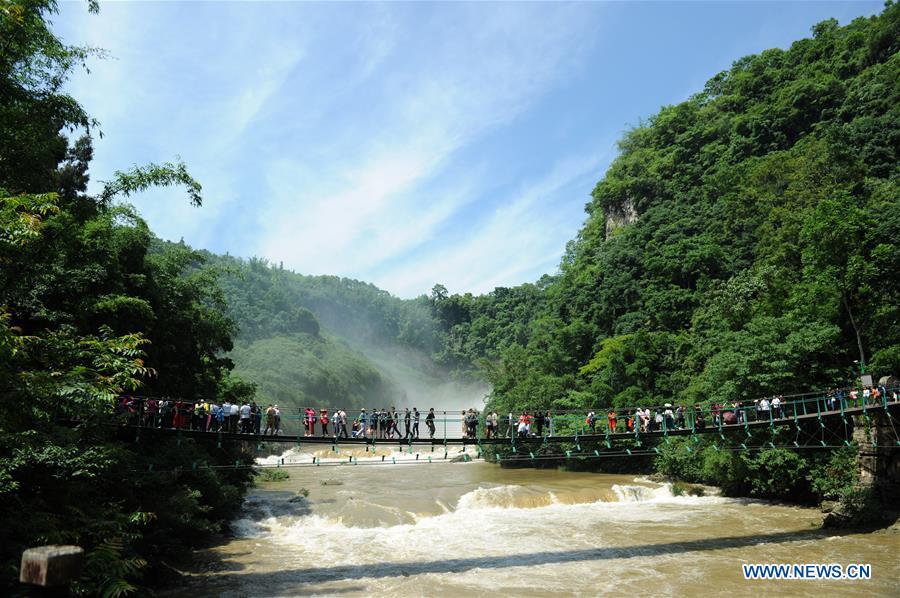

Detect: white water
[172, 449, 900, 597]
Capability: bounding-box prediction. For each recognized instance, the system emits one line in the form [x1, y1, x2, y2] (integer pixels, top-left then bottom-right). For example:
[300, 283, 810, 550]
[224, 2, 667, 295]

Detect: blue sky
[55, 1, 883, 298]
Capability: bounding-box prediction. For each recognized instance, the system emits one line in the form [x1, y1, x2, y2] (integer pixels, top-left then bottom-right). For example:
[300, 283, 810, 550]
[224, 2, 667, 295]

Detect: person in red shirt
[319, 408, 329, 436]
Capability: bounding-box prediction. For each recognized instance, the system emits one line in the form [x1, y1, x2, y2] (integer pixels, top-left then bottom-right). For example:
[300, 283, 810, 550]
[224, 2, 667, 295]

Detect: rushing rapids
[170, 448, 899, 597]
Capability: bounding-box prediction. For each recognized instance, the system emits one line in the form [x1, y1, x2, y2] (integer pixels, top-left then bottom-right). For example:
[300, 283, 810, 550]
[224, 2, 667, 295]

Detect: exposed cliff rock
[604, 198, 638, 240]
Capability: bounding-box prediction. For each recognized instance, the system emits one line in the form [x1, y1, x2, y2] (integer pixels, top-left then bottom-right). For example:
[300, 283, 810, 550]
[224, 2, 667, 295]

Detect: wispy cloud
[254, 3, 602, 294]
[54, 2, 872, 298]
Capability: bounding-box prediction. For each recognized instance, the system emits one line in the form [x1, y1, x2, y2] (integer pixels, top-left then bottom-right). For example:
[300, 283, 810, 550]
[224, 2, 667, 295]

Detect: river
[171, 446, 899, 597]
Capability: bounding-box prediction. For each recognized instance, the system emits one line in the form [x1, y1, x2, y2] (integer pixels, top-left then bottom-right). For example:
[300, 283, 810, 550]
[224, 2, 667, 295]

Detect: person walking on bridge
[239, 401, 251, 433]
[264, 405, 276, 435]
[320, 408, 329, 436]
[426, 408, 436, 438]
[339, 409, 349, 438]
[412, 407, 420, 438]
[358, 408, 368, 438]
[404, 408, 412, 438]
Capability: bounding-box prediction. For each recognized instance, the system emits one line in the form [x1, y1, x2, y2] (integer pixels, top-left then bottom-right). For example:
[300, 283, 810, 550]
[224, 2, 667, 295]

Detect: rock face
[604, 198, 638, 240]
[853, 411, 900, 497]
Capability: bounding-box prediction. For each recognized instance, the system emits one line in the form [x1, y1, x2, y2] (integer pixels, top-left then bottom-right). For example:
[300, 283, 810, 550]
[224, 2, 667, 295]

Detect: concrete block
[20, 545, 84, 587]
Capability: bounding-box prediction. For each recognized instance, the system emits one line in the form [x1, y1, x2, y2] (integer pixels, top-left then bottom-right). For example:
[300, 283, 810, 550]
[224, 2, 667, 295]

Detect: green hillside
[193, 252, 488, 413]
[429, 6, 900, 414]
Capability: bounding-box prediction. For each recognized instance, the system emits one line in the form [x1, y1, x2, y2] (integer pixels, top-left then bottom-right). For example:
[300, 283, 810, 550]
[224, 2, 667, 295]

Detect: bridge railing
[109, 385, 899, 443]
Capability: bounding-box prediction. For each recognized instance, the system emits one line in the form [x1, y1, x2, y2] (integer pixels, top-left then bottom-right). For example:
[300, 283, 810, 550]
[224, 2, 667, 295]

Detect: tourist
[215, 403, 226, 431]
[404, 408, 412, 438]
[534, 410, 544, 437]
[320, 408, 329, 436]
[339, 409, 349, 438]
[240, 401, 252, 433]
[662, 404, 673, 429]
[412, 407, 420, 438]
[305, 407, 316, 436]
[380, 408, 389, 438]
[331, 409, 340, 437]
[426, 408, 436, 438]
[694, 404, 705, 430]
[485, 410, 495, 438]
[517, 411, 528, 438]
[229, 401, 239, 433]
[220, 400, 231, 432]
[369, 408, 378, 437]
[545, 411, 552, 436]
[358, 408, 368, 438]
[771, 395, 782, 419]
[250, 401, 260, 434]
[675, 405, 685, 429]
[607, 409, 617, 433]
[391, 407, 401, 438]
[264, 404, 276, 435]
[273, 405, 281, 435]
[872, 386, 882, 407]
[759, 396, 770, 421]
[586, 410, 596, 434]
[465, 409, 478, 438]
[145, 397, 159, 428]
[207, 401, 219, 432]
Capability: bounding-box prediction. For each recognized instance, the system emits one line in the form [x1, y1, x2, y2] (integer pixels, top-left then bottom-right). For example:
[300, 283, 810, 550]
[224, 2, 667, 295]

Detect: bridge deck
[116, 400, 899, 446]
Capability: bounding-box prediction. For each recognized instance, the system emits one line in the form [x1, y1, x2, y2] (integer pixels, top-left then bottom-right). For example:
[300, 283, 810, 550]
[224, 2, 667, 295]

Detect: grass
[257, 468, 290, 482]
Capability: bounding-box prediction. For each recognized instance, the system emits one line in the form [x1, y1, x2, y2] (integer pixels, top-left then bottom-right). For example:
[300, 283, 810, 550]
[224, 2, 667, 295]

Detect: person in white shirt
[759, 397, 770, 420]
[239, 402, 251, 433]
[230, 402, 240, 433]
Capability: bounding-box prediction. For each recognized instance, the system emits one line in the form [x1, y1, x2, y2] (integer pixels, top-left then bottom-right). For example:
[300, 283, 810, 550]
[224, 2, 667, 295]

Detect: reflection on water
[171, 447, 900, 597]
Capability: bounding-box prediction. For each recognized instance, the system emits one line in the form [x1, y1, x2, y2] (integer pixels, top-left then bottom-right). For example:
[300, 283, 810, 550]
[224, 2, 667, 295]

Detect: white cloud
[374, 152, 607, 297]
[56, 3, 606, 296]
[256, 4, 601, 293]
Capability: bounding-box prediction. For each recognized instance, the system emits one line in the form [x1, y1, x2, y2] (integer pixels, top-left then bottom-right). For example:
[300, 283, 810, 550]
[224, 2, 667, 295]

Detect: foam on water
[255, 445, 477, 466]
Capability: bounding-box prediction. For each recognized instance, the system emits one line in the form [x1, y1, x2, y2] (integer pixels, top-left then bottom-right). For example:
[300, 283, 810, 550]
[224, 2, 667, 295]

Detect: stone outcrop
[604, 198, 638, 240]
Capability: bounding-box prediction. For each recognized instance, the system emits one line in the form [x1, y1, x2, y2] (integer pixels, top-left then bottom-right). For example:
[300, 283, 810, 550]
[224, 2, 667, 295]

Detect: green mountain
[197, 253, 489, 414]
[428, 6, 900, 415]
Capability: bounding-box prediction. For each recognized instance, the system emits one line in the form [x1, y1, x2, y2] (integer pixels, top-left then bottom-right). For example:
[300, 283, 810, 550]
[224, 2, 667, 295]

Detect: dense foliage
[431, 5, 899, 417]
[424, 6, 900, 507]
[1, 2, 253, 594]
[197, 253, 488, 415]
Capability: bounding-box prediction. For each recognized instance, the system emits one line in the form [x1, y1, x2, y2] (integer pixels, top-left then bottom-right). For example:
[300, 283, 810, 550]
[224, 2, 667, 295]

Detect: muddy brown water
[169, 447, 899, 597]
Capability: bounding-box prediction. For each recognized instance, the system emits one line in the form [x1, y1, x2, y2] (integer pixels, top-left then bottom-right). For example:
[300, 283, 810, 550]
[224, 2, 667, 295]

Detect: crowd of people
[115, 397, 285, 435]
[114, 384, 897, 440]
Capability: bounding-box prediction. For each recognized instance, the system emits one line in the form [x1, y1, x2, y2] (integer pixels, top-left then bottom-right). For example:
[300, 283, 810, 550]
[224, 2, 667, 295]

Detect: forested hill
[185, 250, 488, 412]
[429, 6, 900, 415]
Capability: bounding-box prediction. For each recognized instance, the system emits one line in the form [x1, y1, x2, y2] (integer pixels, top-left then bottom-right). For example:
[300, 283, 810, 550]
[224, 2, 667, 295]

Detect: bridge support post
[852, 409, 900, 500]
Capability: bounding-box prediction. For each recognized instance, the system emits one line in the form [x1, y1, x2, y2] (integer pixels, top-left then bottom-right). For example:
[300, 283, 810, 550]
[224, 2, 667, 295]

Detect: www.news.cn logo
[742, 563, 872, 580]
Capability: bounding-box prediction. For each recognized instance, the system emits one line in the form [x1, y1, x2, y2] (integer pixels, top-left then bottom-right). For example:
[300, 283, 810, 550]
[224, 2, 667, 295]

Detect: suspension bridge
[97, 389, 900, 473]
